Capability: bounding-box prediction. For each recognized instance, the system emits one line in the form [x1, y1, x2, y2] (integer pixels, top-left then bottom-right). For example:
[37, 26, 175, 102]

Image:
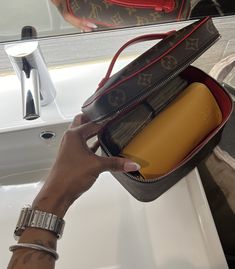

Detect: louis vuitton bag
[66, 0, 191, 29]
[82, 17, 233, 201]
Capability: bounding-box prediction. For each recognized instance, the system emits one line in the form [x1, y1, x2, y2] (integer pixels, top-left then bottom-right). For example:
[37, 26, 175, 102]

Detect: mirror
[1, 0, 235, 43]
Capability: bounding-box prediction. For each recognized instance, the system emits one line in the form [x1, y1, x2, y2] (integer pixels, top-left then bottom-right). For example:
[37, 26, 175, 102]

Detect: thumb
[98, 156, 141, 173]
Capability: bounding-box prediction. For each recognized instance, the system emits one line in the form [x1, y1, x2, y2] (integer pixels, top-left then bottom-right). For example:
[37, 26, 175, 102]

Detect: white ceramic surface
[0, 57, 132, 132]
[0, 57, 134, 184]
[0, 122, 70, 185]
[0, 170, 228, 269]
[0, 59, 228, 268]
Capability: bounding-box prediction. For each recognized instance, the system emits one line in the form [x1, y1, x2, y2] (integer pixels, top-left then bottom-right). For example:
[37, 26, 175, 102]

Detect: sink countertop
[0, 169, 228, 269]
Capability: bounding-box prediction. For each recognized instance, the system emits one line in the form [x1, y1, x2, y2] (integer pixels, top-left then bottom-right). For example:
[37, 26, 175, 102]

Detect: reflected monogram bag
[82, 17, 233, 202]
[66, 0, 191, 29]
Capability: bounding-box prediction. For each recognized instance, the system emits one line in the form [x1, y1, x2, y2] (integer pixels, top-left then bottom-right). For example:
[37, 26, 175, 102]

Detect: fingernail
[86, 22, 98, 29]
[124, 162, 141, 172]
[84, 28, 92, 33]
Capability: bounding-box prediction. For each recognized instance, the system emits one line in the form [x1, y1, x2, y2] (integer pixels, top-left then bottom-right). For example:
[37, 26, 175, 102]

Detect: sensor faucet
[5, 40, 56, 120]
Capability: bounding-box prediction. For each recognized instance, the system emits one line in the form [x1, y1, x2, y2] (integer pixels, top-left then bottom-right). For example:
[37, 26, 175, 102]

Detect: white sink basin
[0, 56, 134, 183]
[0, 58, 228, 269]
[0, 73, 66, 131]
[0, 57, 133, 132]
[0, 121, 70, 185]
[0, 170, 228, 269]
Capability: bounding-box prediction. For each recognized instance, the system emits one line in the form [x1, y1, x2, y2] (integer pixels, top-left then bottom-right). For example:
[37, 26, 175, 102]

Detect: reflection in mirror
[1, 0, 235, 43]
[0, 0, 75, 42]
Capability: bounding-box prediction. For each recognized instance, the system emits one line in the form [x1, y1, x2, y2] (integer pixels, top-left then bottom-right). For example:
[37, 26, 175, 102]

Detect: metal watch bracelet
[14, 206, 65, 240]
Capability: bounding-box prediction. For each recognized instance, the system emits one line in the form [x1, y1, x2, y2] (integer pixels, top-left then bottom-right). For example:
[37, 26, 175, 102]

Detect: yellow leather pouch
[121, 82, 222, 179]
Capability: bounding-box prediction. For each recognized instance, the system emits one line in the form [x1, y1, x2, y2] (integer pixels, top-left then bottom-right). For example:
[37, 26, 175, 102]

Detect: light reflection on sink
[0, 57, 134, 131]
[0, 73, 65, 132]
[0, 56, 135, 184]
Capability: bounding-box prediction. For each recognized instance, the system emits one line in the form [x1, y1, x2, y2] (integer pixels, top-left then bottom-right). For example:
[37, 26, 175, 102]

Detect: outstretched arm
[7, 114, 140, 269]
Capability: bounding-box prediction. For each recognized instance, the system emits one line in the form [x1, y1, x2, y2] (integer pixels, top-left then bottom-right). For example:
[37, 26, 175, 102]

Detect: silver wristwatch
[14, 206, 65, 239]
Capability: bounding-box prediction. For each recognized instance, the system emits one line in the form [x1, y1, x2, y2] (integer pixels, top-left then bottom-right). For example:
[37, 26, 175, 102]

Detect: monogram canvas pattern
[103, 1, 113, 8]
[70, 0, 80, 11]
[81, 18, 232, 203]
[111, 12, 125, 25]
[68, 0, 191, 28]
[126, 8, 137, 16]
[161, 55, 178, 70]
[88, 3, 103, 20]
[82, 18, 220, 124]
[137, 73, 153, 86]
[107, 89, 126, 107]
[185, 38, 199, 50]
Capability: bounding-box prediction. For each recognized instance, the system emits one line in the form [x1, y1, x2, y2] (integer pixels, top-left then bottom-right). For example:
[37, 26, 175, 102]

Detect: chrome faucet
[5, 37, 56, 120]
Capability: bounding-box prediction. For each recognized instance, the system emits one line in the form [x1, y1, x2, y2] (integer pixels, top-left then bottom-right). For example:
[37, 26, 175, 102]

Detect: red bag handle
[97, 31, 175, 90]
[106, 0, 175, 13]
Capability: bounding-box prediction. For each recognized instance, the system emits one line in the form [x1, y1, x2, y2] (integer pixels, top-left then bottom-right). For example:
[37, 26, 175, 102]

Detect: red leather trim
[177, 66, 233, 166]
[153, 67, 233, 176]
[82, 16, 210, 108]
[182, 67, 233, 120]
[107, 0, 175, 13]
[97, 32, 174, 89]
[100, 66, 233, 178]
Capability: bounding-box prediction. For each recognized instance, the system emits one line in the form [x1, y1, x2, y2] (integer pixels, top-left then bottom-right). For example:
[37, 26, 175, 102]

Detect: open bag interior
[100, 66, 233, 181]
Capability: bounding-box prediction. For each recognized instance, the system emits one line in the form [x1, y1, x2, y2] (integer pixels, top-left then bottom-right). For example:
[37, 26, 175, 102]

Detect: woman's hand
[7, 114, 140, 269]
[33, 114, 140, 217]
[51, 0, 97, 32]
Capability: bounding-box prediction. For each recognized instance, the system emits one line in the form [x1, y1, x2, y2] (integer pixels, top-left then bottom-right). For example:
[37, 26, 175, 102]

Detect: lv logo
[88, 3, 103, 20]
[111, 13, 124, 25]
[107, 89, 126, 107]
[136, 16, 150, 26]
[161, 55, 178, 70]
[185, 38, 199, 50]
[126, 8, 137, 16]
[70, 0, 80, 12]
[137, 73, 153, 86]
[149, 12, 162, 21]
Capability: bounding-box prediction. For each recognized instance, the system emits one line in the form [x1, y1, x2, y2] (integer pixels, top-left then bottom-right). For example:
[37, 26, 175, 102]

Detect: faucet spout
[21, 67, 40, 120]
[5, 40, 56, 120]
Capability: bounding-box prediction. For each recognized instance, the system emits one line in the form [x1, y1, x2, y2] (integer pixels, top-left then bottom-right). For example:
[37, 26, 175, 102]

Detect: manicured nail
[86, 22, 98, 29]
[84, 28, 92, 33]
[124, 162, 141, 172]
